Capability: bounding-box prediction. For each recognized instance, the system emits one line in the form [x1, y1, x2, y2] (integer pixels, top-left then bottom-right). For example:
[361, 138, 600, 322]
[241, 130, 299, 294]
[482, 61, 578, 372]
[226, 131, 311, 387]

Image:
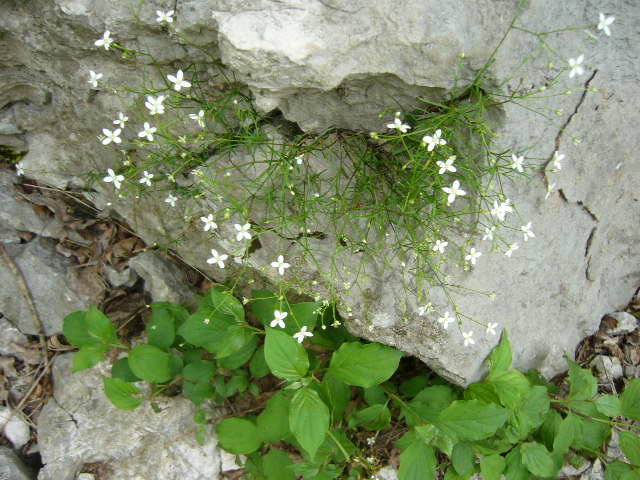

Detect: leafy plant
[64, 288, 640, 479]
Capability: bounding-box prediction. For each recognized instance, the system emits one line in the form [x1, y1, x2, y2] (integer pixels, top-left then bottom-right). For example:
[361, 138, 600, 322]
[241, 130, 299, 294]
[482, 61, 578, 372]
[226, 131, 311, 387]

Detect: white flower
[138, 122, 157, 141]
[552, 151, 564, 170]
[15, 162, 24, 177]
[271, 255, 291, 275]
[545, 183, 556, 200]
[505, 243, 519, 258]
[521, 222, 535, 242]
[437, 311, 455, 329]
[101, 128, 121, 145]
[156, 9, 174, 24]
[366, 437, 376, 446]
[490, 199, 513, 221]
[417, 303, 433, 316]
[422, 129, 447, 151]
[234, 223, 252, 241]
[510, 154, 524, 173]
[597, 13, 614, 37]
[436, 156, 457, 174]
[200, 214, 217, 232]
[432, 239, 448, 253]
[94, 31, 113, 50]
[165, 193, 177, 207]
[293, 326, 313, 343]
[189, 110, 205, 128]
[139, 170, 154, 186]
[486, 322, 499, 336]
[568, 55, 584, 78]
[442, 180, 466, 205]
[145, 95, 166, 115]
[482, 226, 495, 241]
[167, 69, 191, 92]
[113, 112, 128, 128]
[103, 168, 125, 189]
[295, 154, 304, 165]
[386, 115, 411, 133]
[270, 310, 288, 328]
[207, 249, 228, 268]
[88, 70, 103, 88]
[465, 247, 482, 265]
[462, 331, 475, 347]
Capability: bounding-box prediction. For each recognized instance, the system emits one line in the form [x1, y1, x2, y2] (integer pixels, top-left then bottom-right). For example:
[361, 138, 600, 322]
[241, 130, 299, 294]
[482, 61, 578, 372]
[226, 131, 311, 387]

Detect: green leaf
[289, 387, 330, 459]
[619, 430, 640, 466]
[363, 385, 387, 406]
[263, 449, 295, 480]
[216, 418, 262, 454]
[204, 286, 245, 322]
[488, 330, 512, 377]
[570, 400, 611, 451]
[595, 394, 622, 418]
[72, 344, 110, 372]
[348, 404, 391, 430]
[147, 305, 176, 350]
[399, 440, 436, 480]
[111, 357, 140, 382]
[178, 312, 236, 350]
[506, 385, 551, 441]
[287, 302, 321, 333]
[183, 360, 215, 382]
[218, 334, 258, 369]
[537, 409, 562, 451]
[257, 391, 292, 443]
[480, 454, 506, 480]
[504, 446, 528, 480]
[264, 327, 308, 381]
[328, 342, 402, 388]
[405, 385, 456, 425]
[86, 306, 118, 345]
[63, 311, 98, 347]
[621, 379, 640, 421]
[169, 353, 183, 377]
[465, 382, 500, 404]
[414, 425, 438, 444]
[520, 442, 556, 478]
[103, 376, 141, 410]
[320, 372, 351, 422]
[250, 345, 270, 378]
[567, 358, 597, 401]
[436, 400, 508, 442]
[605, 460, 635, 480]
[399, 376, 429, 398]
[553, 413, 581, 455]
[489, 370, 531, 409]
[184, 377, 214, 405]
[250, 289, 279, 325]
[128, 344, 172, 383]
[451, 442, 475, 477]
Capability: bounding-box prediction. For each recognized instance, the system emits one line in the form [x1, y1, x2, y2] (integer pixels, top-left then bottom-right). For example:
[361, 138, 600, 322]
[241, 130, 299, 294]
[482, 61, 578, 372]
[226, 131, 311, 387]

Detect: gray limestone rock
[0, 317, 28, 358]
[604, 312, 638, 336]
[102, 264, 138, 288]
[0, 237, 97, 336]
[590, 355, 624, 382]
[0, 170, 65, 243]
[37, 354, 221, 480]
[0, 446, 34, 480]
[0, 0, 638, 385]
[129, 251, 199, 309]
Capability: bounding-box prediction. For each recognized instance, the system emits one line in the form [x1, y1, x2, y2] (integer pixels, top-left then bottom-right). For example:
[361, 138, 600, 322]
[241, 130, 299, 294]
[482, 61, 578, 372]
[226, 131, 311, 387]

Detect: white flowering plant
[72, 2, 619, 345]
[63, 288, 640, 479]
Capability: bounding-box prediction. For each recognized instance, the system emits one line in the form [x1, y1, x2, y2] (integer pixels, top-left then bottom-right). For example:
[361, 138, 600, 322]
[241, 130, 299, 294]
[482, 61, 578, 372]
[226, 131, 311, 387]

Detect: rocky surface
[0, 237, 98, 336]
[37, 354, 222, 480]
[0, 0, 638, 387]
[0, 446, 34, 480]
[129, 251, 199, 310]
